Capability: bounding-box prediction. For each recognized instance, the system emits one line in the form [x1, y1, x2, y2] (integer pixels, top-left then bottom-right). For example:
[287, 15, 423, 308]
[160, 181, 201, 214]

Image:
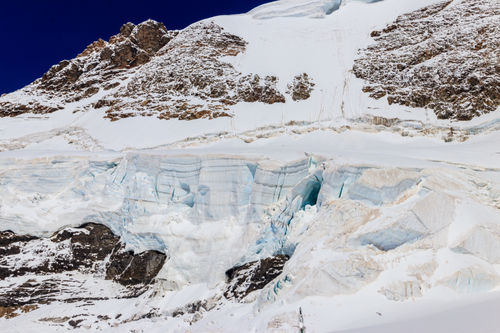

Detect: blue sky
[0, 0, 271, 94]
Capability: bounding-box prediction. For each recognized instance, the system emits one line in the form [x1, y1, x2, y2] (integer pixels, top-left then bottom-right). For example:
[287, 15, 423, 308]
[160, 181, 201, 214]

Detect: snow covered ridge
[0, 154, 500, 331]
[248, 0, 382, 19]
[0, 20, 313, 121]
[354, 0, 500, 120]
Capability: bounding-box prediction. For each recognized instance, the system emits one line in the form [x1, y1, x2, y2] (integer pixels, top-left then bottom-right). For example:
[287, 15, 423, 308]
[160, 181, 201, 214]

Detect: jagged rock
[0, 230, 38, 247]
[0, 223, 115, 278]
[106, 22, 286, 121]
[353, 0, 500, 120]
[54, 223, 120, 264]
[0, 305, 38, 319]
[0, 101, 62, 117]
[0, 223, 167, 322]
[98, 20, 171, 69]
[68, 319, 84, 328]
[287, 73, 315, 101]
[238, 74, 286, 104]
[224, 255, 289, 300]
[0, 223, 167, 310]
[171, 297, 219, 320]
[0, 231, 38, 256]
[0, 279, 81, 308]
[0, 223, 166, 284]
[0, 20, 308, 122]
[0, 19, 177, 116]
[106, 249, 166, 285]
[130, 19, 171, 54]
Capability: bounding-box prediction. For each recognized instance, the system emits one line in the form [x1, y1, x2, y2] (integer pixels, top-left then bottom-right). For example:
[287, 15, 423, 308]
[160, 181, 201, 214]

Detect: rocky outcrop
[0, 223, 166, 316]
[94, 20, 174, 69]
[0, 20, 311, 121]
[104, 22, 286, 121]
[0, 20, 177, 118]
[224, 255, 289, 300]
[37, 20, 177, 102]
[353, 0, 500, 120]
[0, 231, 38, 256]
[237, 74, 286, 104]
[287, 73, 315, 101]
[106, 248, 166, 285]
[0, 223, 166, 283]
[0, 101, 62, 117]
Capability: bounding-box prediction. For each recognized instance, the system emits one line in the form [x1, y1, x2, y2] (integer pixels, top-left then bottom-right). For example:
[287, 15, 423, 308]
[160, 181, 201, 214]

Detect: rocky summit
[0, 19, 311, 122]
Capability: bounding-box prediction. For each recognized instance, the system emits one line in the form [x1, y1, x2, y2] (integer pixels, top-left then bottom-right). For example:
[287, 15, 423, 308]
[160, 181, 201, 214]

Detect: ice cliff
[1, 154, 499, 295]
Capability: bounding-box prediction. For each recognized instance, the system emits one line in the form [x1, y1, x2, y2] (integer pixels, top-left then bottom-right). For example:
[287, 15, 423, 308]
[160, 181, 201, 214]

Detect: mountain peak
[0, 18, 312, 121]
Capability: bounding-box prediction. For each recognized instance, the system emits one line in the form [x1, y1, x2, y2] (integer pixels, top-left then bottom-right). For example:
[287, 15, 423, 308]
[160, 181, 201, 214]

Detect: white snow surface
[1, 0, 500, 332]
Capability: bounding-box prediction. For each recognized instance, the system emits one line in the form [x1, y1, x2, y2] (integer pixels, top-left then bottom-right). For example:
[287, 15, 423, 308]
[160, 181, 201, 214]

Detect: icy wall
[0, 154, 319, 286]
[1, 154, 499, 294]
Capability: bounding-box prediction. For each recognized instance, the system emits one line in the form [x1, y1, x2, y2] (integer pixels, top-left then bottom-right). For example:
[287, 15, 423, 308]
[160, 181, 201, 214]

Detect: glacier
[0, 0, 499, 331]
[1, 153, 499, 296]
[0, 147, 499, 332]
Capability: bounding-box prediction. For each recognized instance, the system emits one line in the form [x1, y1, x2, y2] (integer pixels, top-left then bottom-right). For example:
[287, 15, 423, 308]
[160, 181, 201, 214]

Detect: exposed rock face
[0, 230, 38, 247]
[0, 102, 62, 117]
[224, 255, 289, 300]
[0, 20, 176, 118]
[104, 22, 286, 121]
[106, 248, 166, 285]
[38, 20, 176, 103]
[353, 0, 500, 120]
[0, 20, 310, 121]
[237, 75, 286, 104]
[287, 73, 315, 101]
[170, 297, 219, 321]
[0, 223, 166, 283]
[0, 231, 38, 256]
[0, 223, 167, 315]
[95, 20, 173, 69]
